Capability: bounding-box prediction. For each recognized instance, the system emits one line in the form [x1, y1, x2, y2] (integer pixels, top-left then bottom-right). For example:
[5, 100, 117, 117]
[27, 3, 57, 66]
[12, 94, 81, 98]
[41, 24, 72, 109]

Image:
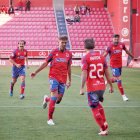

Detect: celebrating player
[80, 38, 113, 136]
[9, 40, 28, 99]
[31, 35, 72, 125]
[103, 34, 136, 101]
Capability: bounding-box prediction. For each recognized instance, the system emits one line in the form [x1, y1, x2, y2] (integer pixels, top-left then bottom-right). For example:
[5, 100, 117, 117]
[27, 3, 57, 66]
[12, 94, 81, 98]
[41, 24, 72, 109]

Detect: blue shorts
[12, 65, 26, 79]
[49, 79, 65, 94]
[111, 67, 122, 77]
[87, 90, 104, 108]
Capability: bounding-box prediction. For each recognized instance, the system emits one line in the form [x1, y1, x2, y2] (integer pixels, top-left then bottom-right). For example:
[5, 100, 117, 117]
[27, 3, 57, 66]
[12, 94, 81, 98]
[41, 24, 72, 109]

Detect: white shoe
[47, 119, 55, 126]
[42, 95, 49, 109]
[100, 122, 108, 132]
[98, 130, 108, 136]
[122, 95, 128, 101]
[19, 94, 25, 99]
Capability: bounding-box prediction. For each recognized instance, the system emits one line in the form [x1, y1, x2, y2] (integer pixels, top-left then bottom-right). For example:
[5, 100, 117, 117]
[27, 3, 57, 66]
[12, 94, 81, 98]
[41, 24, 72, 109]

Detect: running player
[80, 38, 113, 136]
[31, 35, 72, 125]
[9, 40, 28, 99]
[103, 34, 136, 101]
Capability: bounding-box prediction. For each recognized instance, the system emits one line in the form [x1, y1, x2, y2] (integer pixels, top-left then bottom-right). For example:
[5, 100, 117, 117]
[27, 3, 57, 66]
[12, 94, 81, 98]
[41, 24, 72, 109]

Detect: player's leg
[47, 79, 59, 125]
[10, 78, 17, 96]
[113, 68, 128, 101]
[9, 66, 18, 96]
[87, 91, 108, 135]
[19, 66, 26, 99]
[116, 76, 128, 101]
[56, 83, 65, 104]
[42, 95, 50, 109]
[19, 75, 25, 99]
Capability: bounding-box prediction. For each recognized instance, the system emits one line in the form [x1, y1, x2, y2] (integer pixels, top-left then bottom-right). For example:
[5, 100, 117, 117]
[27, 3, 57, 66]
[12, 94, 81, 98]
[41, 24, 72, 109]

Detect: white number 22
[89, 63, 104, 78]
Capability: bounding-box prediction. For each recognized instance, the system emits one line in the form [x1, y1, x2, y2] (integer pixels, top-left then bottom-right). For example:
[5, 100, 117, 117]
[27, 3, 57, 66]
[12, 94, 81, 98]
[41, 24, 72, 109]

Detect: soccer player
[9, 40, 28, 99]
[80, 38, 113, 136]
[31, 35, 72, 125]
[103, 34, 136, 101]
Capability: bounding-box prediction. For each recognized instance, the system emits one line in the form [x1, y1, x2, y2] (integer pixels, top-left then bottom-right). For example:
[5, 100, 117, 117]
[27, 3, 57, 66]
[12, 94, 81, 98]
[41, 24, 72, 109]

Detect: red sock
[20, 81, 25, 94]
[91, 106, 106, 131]
[117, 80, 124, 95]
[111, 77, 117, 83]
[48, 97, 57, 120]
[98, 103, 106, 123]
[45, 97, 50, 102]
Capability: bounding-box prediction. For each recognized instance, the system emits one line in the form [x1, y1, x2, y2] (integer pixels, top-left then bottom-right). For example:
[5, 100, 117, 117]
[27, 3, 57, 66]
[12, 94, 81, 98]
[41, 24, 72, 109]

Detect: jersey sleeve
[81, 56, 88, 71]
[10, 50, 16, 59]
[45, 50, 54, 63]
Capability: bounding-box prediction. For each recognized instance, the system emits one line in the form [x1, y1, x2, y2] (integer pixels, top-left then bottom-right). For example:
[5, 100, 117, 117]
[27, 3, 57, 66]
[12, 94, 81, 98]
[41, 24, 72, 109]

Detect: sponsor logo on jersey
[56, 58, 67, 62]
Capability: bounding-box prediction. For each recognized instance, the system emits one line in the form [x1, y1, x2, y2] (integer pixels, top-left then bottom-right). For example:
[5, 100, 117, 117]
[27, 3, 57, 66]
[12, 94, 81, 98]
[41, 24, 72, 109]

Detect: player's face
[18, 41, 25, 50]
[59, 39, 67, 51]
[113, 37, 120, 45]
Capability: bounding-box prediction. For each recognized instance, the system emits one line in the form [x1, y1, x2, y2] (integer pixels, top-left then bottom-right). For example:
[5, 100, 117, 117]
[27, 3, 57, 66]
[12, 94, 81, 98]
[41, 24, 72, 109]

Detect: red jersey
[81, 51, 107, 92]
[10, 48, 28, 66]
[45, 48, 72, 84]
[106, 42, 126, 68]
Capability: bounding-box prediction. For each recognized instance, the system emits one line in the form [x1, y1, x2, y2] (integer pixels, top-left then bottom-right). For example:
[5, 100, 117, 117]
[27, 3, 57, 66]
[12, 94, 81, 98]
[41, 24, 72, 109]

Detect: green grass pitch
[0, 66, 140, 140]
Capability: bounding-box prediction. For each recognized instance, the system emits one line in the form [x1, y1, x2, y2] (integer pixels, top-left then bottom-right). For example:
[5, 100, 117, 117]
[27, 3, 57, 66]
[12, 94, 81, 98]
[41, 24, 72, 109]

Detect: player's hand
[80, 88, 85, 95]
[66, 81, 71, 89]
[30, 72, 36, 78]
[109, 87, 114, 93]
[16, 64, 21, 68]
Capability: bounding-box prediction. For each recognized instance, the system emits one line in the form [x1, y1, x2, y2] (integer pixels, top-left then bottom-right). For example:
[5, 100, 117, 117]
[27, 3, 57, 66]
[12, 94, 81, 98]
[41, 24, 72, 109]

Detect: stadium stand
[0, 5, 114, 51]
[65, 7, 114, 50]
[0, 7, 58, 50]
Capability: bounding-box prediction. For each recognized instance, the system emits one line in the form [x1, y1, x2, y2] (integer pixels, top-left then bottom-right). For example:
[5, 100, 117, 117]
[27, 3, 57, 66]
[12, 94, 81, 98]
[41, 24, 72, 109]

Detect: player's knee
[56, 97, 62, 104]
[89, 101, 99, 108]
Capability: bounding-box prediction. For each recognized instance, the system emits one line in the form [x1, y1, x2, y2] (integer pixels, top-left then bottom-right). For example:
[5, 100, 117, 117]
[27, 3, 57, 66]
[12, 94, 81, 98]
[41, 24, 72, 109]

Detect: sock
[91, 106, 106, 131]
[117, 80, 124, 95]
[98, 103, 106, 123]
[20, 81, 25, 94]
[48, 96, 57, 120]
[45, 97, 50, 102]
[10, 82, 14, 93]
[111, 77, 117, 83]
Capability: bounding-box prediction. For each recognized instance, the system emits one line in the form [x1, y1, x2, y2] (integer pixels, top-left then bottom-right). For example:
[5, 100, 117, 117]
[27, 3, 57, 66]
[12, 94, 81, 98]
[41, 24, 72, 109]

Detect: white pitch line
[72, 73, 80, 78]
[0, 105, 140, 108]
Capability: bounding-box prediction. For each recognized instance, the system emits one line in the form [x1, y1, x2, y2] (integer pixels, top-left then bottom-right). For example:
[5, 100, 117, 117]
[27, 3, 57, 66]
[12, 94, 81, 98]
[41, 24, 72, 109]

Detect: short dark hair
[84, 38, 95, 49]
[18, 40, 26, 45]
[113, 34, 120, 38]
[59, 35, 68, 41]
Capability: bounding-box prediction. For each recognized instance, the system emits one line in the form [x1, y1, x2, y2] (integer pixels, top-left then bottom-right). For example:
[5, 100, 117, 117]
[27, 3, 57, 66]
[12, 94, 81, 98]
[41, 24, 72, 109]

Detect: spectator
[25, 0, 31, 11]
[65, 14, 75, 25]
[1, 5, 7, 14]
[16, 0, 24, 11]
[74, 15, 80, 22]
[80, 4, 87, 15]
[86, 5, 91, 15]
[74, 4, 80, 15]
[8, 5, 15, 15]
